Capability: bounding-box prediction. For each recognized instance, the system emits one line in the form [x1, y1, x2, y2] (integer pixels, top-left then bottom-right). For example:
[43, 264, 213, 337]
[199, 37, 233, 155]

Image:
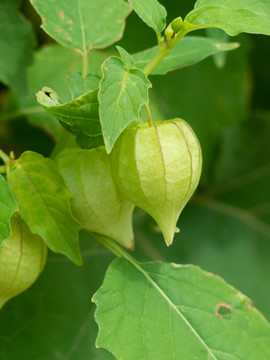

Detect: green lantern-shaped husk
[56, 147, 134, 249]
[0, 215, 47, 310]
[111, 119, 202, 246]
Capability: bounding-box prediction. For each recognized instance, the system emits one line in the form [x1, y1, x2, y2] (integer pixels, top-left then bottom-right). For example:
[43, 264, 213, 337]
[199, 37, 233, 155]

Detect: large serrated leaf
[0, 175, 18, 245]
[133, 36, 239, 75]
[99, 56, 151, 153]
[94, 258, 270, 359]
[128, 0, 167, 34]
[0, 0, 35, 92]
[36, 86, 103, 150]
[186, 0, 270, 36]
[30, 0, 131, 53]
[7, 151, 82, 265]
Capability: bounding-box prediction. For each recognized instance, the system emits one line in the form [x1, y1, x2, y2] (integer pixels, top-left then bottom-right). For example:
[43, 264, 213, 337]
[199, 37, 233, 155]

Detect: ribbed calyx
[111, 119, 202, 246]
[56, 147, 134, 249]
[0, 215, 47, 309]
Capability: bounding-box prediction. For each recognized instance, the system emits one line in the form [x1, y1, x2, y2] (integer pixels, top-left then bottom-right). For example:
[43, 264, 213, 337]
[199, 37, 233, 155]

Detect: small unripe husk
[56, 147, 134, 249]
[0, 215, 47, 309]
[111, 119, 202, 246]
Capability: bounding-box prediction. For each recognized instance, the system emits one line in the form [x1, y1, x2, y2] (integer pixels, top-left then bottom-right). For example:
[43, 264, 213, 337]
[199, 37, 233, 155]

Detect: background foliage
[0, 0, 270, 358]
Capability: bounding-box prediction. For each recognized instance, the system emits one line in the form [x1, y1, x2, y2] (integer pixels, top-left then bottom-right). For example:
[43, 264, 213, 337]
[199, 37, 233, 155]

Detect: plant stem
[0, 165, 6, 174]
[0, 106, 43, 124]
[0, 150, 10, 164]
[93, 234, 140, 265]
[82, 51, 89, 78]
[145, 104, 155, 127]
[143, 24, 196, 76]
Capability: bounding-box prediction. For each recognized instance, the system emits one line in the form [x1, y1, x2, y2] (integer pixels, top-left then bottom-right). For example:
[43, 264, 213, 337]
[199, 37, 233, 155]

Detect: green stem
[145, 104, 155, 127]
[0, 150, 10, 164]
[0, 165, 6, 174]
[82, 51, 89, 78]
[93, 234, 140, 265]
[0, 106, 43, 124]
[143, 23, 197, 76]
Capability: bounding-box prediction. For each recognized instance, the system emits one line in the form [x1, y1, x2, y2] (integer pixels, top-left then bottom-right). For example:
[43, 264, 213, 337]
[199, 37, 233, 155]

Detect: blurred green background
[0, 0, 270, 359]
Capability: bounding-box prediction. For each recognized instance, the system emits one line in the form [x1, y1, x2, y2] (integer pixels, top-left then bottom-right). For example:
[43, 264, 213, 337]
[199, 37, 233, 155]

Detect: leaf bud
[171, 17, 183, 33]
[165, 24, 174, 40]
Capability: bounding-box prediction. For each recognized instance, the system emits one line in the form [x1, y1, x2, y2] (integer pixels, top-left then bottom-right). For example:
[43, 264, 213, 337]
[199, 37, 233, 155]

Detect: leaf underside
[8, 151, 82, 265]
[36, 87, 103, 149]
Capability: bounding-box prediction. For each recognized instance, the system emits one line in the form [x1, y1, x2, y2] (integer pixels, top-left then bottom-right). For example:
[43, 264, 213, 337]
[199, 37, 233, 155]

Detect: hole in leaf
[216, 302, 232, 318]
[44, 91, 51, 98]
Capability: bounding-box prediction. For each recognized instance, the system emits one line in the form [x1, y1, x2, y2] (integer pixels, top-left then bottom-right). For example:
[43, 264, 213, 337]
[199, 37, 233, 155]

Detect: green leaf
[68, 71, 101, 99]
[133, 36, 239, 75]
[0, 45, 114, 140]
[0, 0, 35, 92]
[116, 46, 135, 71]
[7, 151, 82, 265]
[0, 175, 18, 245]
[30, 0, 131, 53]
[99, 56, 151, 152]
[128, 0, 167, 34]
[0, 215, 47, 310]
[36, 86, 103, 150]
[186, 0, 270, 36]
[94, 258, 270, 359]
[0, 232, 114, 359]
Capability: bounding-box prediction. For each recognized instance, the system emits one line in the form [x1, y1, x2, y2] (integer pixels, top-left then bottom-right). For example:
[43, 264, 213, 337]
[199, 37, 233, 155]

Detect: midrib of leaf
[49, 111, 99, 123]
[122, 251, 218, 360]
[17, 161, 75, 253]
[77, 0, 87, 54]
[110, 70, 128, 137]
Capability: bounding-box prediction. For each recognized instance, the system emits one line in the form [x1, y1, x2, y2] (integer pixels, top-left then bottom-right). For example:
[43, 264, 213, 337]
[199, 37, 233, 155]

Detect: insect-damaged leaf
[30, 0, 131, 53]
[36, 87, 103, 150]
[94, 258, 270, 359]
